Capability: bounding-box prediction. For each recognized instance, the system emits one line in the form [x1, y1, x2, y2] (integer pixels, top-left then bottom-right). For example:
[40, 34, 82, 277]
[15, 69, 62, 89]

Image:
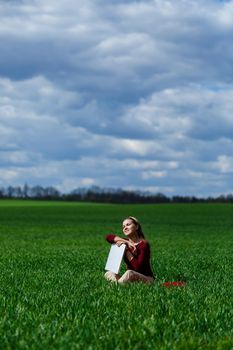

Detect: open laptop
[105, 244, 126, 274]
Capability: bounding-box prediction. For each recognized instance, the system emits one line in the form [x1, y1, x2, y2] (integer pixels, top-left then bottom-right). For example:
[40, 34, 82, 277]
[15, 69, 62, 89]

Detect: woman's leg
[118, 270, 154, 284]
[104, 271, 121, 282]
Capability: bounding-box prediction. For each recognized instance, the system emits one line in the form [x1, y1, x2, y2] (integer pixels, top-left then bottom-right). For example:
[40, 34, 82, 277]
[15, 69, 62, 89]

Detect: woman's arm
[106, 234, 126, 244]
[105, 234, 136, 253]
[105, 234, 116, 244]
[125, 241, 150, 270]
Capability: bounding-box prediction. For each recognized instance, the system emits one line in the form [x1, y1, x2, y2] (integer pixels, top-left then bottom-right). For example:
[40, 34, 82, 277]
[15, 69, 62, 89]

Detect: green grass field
[0, 200, 232, 350]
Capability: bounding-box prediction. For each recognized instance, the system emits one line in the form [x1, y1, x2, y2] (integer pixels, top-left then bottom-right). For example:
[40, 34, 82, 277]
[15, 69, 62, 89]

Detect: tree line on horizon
[0, 184, 233, 203]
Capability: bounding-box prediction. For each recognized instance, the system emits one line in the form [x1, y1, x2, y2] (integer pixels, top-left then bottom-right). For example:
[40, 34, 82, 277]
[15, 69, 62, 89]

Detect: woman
[105, 216, 155, 284]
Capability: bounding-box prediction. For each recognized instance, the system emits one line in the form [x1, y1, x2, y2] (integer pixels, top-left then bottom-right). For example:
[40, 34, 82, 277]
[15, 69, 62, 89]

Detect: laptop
[105, 244, 126, 274]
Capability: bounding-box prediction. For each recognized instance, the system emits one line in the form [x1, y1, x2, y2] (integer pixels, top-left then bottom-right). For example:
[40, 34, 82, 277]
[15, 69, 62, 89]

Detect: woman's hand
[126, 241, 137, 254]
[115, 237, 127, 247]
[125, 250, 134, 262]
[114, 236, 137, 254]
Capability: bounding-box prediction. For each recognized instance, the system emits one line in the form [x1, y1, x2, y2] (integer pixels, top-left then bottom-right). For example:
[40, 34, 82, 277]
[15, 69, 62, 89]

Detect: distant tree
[226, 194, 233, 202]
[30, 186, 46, 198]
[153, 193, 170, 203]
[0, 187, 5, 198]
[23, 184, 30, 198]
[44, 187, 60, 198]
[14, 186, 23, 198]
[2, 183, 233, 203]
[7, 186, 14, 198]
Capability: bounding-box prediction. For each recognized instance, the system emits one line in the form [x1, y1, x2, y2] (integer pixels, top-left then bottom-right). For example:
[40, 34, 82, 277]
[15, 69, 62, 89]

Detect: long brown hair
[125, 216, 145, 239]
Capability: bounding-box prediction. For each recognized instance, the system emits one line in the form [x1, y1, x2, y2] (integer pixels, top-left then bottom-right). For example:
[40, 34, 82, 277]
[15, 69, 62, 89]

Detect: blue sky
[1, 0, 233, 196]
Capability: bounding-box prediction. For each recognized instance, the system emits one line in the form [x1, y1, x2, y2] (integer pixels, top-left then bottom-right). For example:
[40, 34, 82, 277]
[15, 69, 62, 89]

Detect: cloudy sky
[1, 0, 233, 196]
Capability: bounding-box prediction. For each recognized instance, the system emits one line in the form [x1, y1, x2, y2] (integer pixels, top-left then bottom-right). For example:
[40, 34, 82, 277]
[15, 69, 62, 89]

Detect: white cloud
[57, 177, 96, 193]
[118, 85, 233, 143]
[214, 155, 233, 173]
[1, 0, 233, 196]
[0, 151, 30, 165]
[141, 171, 167, 180]
[0, 169, 19, 182]
[216, 2, 233, 29]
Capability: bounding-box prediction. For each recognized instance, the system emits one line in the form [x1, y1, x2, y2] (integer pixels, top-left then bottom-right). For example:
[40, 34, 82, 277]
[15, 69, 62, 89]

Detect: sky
[1, 0, 233, 197]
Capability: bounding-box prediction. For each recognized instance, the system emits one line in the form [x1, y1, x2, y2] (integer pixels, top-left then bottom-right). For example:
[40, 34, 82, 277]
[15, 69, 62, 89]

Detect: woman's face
[122, 219, 138, 237]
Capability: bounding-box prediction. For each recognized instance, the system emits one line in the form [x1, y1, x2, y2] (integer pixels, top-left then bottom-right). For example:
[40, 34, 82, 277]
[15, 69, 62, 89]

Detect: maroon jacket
[106, 234, 154, 278]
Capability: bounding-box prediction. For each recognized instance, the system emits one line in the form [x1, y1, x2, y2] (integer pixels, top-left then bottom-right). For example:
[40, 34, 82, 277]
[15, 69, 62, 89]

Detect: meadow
[0, 200, 232, 350]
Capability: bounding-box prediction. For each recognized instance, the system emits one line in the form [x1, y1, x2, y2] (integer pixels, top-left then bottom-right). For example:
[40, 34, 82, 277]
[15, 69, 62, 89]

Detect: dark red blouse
[106, 234, 154, 278]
